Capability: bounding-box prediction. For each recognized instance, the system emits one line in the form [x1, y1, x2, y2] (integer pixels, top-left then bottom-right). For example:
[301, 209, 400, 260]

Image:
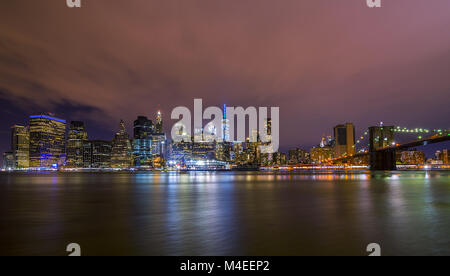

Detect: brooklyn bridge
[333, 126, 450, 170]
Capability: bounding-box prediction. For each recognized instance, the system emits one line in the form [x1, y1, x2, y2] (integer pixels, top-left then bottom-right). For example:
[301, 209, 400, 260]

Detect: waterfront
[1, 171, 450, 256]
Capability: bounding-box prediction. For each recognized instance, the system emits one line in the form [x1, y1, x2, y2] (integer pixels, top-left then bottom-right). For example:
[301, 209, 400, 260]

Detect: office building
[155, 111, 163, 134]
[334, 123, 355, 158]
[288, 148, 310, 164]
[29, 114, 66, 168]
[192, 141, 216, 160]
[111, 120, 133, 168]
[133, 116, 153, 167]
[152, 133, 166, 158]
[11, 125, 29, 168]
[310, 146, 334, 164]
[83, 140, 112, 168]
[66, 121, 88, 168]
[216, 142, 232, 162]
[443, 150, 449, 165]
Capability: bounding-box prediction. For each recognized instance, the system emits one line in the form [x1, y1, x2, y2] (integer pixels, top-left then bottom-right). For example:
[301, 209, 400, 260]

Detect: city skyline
[1, 1, 450, 158]
[2, 110, 449, 170]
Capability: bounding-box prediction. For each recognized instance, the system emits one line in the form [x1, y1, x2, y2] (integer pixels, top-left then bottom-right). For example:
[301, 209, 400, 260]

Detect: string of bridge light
[393, 126, 449, 140]
[393, 126, 449, 134]
[355, 129, 370, 153]
[353, 127, 449, 153]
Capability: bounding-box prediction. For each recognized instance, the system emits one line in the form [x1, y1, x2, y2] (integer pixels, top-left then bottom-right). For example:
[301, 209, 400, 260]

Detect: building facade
[111, 120, 133, 168]
[310, 146, 334, 164]
[11, 125, 29, 168]
[133, 116, 153, 167]
[400, 150, 426, 165]
[29, 114, 66, 168]
[334, 123, 355, 158]
[288, 148, 310, 165]
[83, 140, 112, 168]
[155, 111, 163, 134]
[443, 149, 449, 165]
[66, 121, 88, 168]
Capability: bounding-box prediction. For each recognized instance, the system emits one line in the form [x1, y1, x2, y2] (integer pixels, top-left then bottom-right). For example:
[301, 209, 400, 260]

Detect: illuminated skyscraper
[133, 116, 153, 167]
[66, 121, 88, 168]
[83, 140, 112, 168]
[29, 114, 66, 168]
[261, 118, 273, 153]
[223, 104, 230, 142]
[11, 125, 29, 168]
[111, 120, 133, 168]
[443, 149, 449, 165]
[155, 111, 163, 134]
[334, 123, 355, 158]
[151, 133, 166, 159]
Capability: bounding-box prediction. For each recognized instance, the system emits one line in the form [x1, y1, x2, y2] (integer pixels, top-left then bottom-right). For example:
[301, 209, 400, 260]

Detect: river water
[0, 171, 449, 256]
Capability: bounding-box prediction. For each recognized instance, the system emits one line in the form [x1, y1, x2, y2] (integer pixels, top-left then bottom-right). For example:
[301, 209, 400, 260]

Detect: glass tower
[133, 116, 153, 167]
[66, 121, 88, 168]
[29, 114, 66, 168]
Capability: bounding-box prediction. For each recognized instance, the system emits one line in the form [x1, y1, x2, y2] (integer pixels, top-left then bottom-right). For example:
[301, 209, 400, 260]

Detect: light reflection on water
[0, 171, 449, 256]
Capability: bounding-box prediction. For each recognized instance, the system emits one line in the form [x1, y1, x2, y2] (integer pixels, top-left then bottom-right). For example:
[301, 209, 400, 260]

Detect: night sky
[1, 0, 449, 158]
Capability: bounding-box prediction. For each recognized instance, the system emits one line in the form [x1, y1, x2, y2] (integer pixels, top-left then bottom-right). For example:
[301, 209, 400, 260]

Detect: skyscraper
[66, 121, 88, 168]
[334, 123, 355, 158]
[133, 116, 153, 167]
[443, 150, 449, 165]
[83, 140, 112, 168]
[151, 133, 166, 162]
[261, 118, 273, 153]
[29, 114, 66, 168]
[155, 111, 163, 134]
[111, 120, 133, 168]
[223, 104, 230, 142]
[11, 125, 29, 168]
[134, 116, 154, 138]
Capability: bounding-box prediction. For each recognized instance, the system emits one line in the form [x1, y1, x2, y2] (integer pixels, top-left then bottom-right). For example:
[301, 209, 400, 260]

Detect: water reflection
[0, 171, 449, 256]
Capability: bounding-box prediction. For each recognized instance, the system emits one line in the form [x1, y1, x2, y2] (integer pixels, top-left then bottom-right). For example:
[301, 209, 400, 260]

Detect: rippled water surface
[1, 171, 449, 256]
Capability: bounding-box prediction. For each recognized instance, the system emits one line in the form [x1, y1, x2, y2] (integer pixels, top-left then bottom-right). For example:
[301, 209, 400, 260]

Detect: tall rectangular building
[66, 121, 88, 168]
[11, 125, 30, 168]
[334, 123, 355, 158]
[443, 150, 449, 165]
[29, 114, 66, 168]
[83, 140, 112, 168]
[152, 133, 166, 159]
[133, 116, 153, 167]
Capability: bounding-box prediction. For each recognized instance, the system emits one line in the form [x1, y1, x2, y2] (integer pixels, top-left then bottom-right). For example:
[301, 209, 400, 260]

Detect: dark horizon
[1, 0, 450, 158]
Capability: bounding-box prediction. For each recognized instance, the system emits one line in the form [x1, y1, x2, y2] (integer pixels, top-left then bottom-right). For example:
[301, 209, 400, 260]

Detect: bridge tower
[369, 126, 397, 170]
